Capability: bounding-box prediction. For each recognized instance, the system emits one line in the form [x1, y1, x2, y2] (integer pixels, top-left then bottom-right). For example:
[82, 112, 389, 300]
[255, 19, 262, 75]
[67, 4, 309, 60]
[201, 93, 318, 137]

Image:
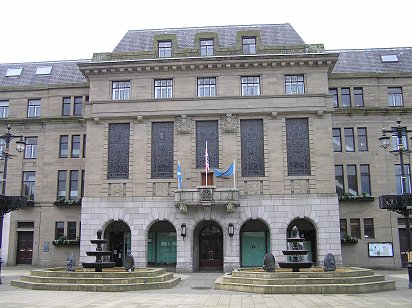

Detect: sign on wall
[368, 242, 394, 257]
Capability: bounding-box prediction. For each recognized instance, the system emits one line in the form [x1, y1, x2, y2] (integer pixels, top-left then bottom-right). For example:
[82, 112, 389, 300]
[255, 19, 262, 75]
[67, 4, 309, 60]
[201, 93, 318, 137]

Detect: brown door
[199, 225, 223, 271]
[16, 231, 34, 264]
[201, 172, 214, 186]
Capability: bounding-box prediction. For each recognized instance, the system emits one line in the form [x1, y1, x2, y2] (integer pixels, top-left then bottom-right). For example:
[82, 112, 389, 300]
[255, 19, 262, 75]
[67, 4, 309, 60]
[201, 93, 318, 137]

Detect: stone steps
[214, 267, 396, 294]
[11, 267, 181, 292]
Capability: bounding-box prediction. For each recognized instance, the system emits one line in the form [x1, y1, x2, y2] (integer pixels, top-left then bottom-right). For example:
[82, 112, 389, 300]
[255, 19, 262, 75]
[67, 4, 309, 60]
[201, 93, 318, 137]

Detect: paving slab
[0, 266, 411, 307]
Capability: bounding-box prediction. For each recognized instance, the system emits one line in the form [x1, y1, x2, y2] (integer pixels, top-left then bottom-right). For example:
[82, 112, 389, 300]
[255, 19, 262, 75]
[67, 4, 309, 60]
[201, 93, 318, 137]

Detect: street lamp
[0, 124, 26, 284]
[378, 118, 412, 288]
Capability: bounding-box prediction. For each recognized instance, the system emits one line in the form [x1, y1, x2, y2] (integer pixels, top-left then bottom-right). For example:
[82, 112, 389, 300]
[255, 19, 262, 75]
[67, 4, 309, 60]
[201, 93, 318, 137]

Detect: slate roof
[0, 60, 88, 89]
[330, 47, 412, 74]
[113, 24, 306, 53]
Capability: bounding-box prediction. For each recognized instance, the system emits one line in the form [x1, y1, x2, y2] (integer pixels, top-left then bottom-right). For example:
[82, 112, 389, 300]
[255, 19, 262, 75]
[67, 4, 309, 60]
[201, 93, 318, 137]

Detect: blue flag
[177, 160, 182, 189]
[214, 162, 234, 177]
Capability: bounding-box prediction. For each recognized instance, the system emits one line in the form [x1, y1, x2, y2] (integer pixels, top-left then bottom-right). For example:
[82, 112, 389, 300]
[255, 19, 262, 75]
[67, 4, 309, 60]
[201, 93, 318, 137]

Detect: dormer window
[200, 39, 214, 56]
[35, 65, 53, 75]
[158, 41, 172, 58]
[242, 37, 256, 54]
[6, 67, 22, 77]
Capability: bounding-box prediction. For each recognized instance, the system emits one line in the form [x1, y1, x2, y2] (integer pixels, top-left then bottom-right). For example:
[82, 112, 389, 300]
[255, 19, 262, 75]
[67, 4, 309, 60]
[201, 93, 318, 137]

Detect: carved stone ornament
[201, 188, 212, 201]
[178, 202, 188, 214]
[291, 179, 310, 194]
[109, 183, 126, 197]
[221, 114, 238, 133]
[154, 182, 170, 196]
[176, 115, 193, 134]
[226, 202, 235, 213]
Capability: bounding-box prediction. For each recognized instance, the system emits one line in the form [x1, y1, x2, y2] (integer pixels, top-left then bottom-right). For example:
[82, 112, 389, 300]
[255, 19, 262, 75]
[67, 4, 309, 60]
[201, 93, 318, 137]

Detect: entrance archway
[104, 220, 131, 267]
[194, 221, 223, 272]
[287, 218, 317, 265]
[240, 219, 270, 267]
[147, 221, 177, 268]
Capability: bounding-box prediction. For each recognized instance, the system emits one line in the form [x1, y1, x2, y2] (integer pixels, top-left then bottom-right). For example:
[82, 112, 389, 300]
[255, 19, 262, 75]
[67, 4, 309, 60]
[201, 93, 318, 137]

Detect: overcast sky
[1, 0, 411, 64]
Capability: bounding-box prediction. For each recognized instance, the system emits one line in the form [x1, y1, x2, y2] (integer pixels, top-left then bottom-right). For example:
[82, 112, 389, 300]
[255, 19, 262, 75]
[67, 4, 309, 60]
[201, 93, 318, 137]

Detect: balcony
[0, 195, 33, 214]
[53, 198, 82, 206]
[174, 187, 240, 213]
[379, 193, 412, 215]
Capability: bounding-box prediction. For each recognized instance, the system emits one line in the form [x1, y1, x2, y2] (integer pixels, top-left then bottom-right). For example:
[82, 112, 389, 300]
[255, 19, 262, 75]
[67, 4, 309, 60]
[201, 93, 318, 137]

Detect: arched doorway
[240, 219, 270, 267]
[287, 218, 317, 265]
[104, 220, 131, 267]
[147, 221, 177, 269]
[196, 223, 223, 271]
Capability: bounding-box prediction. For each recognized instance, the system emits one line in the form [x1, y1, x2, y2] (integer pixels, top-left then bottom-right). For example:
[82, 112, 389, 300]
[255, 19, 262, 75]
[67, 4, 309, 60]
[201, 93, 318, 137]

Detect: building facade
[0, 24, 410, 271]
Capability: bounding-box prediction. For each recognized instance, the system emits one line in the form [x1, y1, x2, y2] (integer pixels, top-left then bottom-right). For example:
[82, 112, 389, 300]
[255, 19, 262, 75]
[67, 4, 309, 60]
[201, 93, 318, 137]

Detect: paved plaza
[0, 266, 411, 307]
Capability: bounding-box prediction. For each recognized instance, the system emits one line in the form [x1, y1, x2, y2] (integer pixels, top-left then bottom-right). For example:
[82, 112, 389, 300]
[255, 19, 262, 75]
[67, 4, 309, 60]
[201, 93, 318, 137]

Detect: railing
[0, 195, 33, 214]
[379, 194, 412, 215]
[174, 187, 240, 213]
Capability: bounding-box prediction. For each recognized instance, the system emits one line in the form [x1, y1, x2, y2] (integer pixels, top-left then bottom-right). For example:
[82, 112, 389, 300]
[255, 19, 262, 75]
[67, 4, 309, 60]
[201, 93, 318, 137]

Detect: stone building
[0, 24, 410, 271]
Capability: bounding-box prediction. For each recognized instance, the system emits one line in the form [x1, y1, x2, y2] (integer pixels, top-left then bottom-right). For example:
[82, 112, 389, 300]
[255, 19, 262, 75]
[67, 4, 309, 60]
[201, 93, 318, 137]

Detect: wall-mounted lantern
[228, 223, 234, 237]
[181, 223, 187, 237]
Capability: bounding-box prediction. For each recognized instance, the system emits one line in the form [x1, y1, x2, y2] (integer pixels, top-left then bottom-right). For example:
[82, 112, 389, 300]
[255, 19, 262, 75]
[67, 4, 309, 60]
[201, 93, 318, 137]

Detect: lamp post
[378, 118, 412, 288]
[0, 124, 26, 284]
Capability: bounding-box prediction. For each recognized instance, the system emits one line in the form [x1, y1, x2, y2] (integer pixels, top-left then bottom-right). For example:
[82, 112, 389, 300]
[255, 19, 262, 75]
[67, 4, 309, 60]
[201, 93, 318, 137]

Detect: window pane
[197, 77, 216, 97]
[341, 88, 351, 107]
[24, 137, 37, 159]
[364, 218, 375, 239]
[71, 135, 81, 158]
[285, 75, 305, 94]
[242, 37, 256, 54]
[241, 119, 264, 177]
[112, 81, 130, 100]
[108, 123, 130, 179]
[335, 165, 344, 197]
[329, 88, 338, 108]
[22, 171, 35, 200]
[57, 170, 67, 199]
[395, 164, 411, 194]
[360, 164, 371, 196]
[333, 128, 342, 152]
[154, 79, 173, 98]
[340, 218, 347, 237]
[286, 118, 310, 176]
[69, 170, 79, 199]
[353, 87, 364, 107]
[350, 218, 361, 239]
[67, 222, 77, 240]
[196, 121, 219, 168]
[388, 87, 403, 107]
[241, 76, 260, 96]
[344, 128, 355, 152]
[62, 97, 71, 116]
[59, 135, 68, 158]
[200, 39, 214, 56]
[55, 222, 64, 240]
[347, 165, 358, 196]
[151, 122, 174, 178]
[0, 100, 10, 118]
[28, 99, 41, 117]
[73, 96, 82, 116]
[357, 127, 368, 151]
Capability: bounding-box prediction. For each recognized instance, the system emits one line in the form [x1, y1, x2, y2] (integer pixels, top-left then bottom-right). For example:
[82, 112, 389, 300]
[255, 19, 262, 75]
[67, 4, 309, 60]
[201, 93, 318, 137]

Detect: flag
[214, 162, 234, 177]
[177, 160, 182, 189]
[205, 141, 209, 173]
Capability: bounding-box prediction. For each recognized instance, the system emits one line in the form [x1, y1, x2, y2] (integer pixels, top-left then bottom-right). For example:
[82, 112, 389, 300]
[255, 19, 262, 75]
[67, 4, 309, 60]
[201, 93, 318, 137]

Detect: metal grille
[108, 123, 130, 179]
[152, 122, 174, 178]
[196, 121, 219, 168]
[286, 118, 311, 176]
[241, 119, 264, 177]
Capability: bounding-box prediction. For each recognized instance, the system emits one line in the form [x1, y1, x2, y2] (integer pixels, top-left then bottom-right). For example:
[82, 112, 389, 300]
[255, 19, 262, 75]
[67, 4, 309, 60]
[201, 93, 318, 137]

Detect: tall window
[364, 218, 375, 239]
[82, 134, 86, 158]
[59, 135, 68, 158]
[24, 137, 37, 159]
[388, 87, 403, 107]
[73, 96, 83, 116]
[354, 87, 364, 107]
[151, 122, 174, 178]
[347, 165, 358, 196]
[67, 222, 77, 240]
[55, 222, 64, 240]
[335, 165, 344, 197]
[341, 88, 351, 107]
[108, 123, 130, 179]
[81, 170, 85, 198]
[344, 128, 355, 152]
[391, 127, 408, 151]
[360, 164, 371, 196]
[285, 75, 305, 94]
[112, 81, 131, 100]
[241, 76, 260, 96]
[158, 41, 172, 57]
[196, 121, 219, 168]
[357, 127, 368, 151]
[395, 164, 411, 194]
[332, 128, 342, 152]
[22, 171, 35, 200]
[200, 39, 214, 56]
[329, 88, 338, 108]
[27, 99, 41, 118]
[71, 135, 81, 158]
[340, 218, 348, 237]
[154, 79, 173, 99]
[0, 100, 9, 118]
[0, 138, 4, 158]
[69, 170, 79, 200]
[62, 97, 71, 116]
[240, 119, 264, 177]
[197, 77, 216, 97]
[286, 118, 310, 176]
[242, 37, 256, 54]
[350, 218, 361, 239]
[57, 170, 67, 200]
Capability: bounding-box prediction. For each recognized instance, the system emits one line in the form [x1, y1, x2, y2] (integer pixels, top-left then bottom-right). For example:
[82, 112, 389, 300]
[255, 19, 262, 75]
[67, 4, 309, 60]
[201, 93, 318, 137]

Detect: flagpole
[205, 141, 208, 187]
[233, 159, 236, 189]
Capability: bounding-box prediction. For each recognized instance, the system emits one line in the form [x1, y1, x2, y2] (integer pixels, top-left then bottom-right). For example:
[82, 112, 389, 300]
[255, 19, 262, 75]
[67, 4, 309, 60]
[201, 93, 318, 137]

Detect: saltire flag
[214, 162, 234, 177]
[205, 141, 209, 173]
[177, 160, 182, 189]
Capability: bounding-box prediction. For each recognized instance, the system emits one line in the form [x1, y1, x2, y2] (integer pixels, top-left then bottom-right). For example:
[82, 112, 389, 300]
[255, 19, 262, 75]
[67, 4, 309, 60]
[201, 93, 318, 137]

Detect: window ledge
[338, 196, 374, 202]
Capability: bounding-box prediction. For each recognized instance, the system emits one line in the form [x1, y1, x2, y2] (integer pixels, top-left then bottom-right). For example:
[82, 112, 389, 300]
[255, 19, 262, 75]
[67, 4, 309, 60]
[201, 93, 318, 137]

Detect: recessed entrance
[240, 219, 270, 267]
[104, 220, 131, 267]
[16, 231, 33, 264]
[147, 221, 176, 269]
[198, 224, 223, 271]
[287, 218, 317, 265]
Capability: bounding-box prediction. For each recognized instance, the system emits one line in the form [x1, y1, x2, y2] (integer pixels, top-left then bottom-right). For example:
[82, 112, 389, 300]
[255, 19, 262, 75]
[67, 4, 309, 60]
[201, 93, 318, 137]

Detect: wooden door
[16, 231, 33, 264]
[199, 225, 223, 271]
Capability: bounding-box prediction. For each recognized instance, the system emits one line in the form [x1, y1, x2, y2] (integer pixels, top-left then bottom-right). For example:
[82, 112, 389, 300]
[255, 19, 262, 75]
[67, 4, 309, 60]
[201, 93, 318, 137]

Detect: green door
[148, 231, 176, 266]
[241, 231, 268, 267]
